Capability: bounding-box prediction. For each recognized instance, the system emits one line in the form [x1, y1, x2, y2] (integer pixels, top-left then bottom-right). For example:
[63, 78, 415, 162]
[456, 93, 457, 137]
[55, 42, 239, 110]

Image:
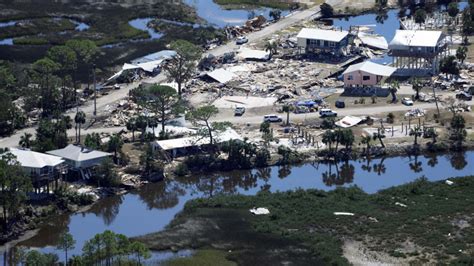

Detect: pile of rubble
[190, 58, 343, 104]
[103, 100, 142, 127]
[224, 15, 267, 39]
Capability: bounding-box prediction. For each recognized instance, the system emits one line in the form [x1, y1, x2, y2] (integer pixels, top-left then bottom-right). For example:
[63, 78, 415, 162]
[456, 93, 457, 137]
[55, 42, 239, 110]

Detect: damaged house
[296, 28, 350, 56]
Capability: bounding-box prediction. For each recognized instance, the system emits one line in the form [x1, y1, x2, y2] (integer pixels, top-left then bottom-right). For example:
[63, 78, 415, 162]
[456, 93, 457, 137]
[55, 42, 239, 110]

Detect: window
[347, 75, 353, 80]
[324, 41, 329, 47]
[363, 76, 370, 81]
[329, 41, 335, 47]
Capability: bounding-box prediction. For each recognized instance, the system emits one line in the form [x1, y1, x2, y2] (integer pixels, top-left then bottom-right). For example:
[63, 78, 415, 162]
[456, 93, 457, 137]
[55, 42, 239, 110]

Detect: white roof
[155, 128, 242, 151]
[389, 30, 443, 48]
[47, 144, 111, 162]
[206, 68, 237, 84]
[343, 61, 396, 77]
[239, 48, 270, 60]
[9, 148, 64, 169]
[131, 50, 176, 64]
[297, 28, 349, 42]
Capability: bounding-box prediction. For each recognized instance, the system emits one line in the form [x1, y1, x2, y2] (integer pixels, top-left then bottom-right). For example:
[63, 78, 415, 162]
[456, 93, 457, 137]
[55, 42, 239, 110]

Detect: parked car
[263, 114, 282, 122]
[236, 36, 248, 45]
[319, 108, 337, 117]
[456, 91, 473, 101]
[402, 97, 414, 106]
[335, 99, 345, 108]
[234, 106, 246, 116]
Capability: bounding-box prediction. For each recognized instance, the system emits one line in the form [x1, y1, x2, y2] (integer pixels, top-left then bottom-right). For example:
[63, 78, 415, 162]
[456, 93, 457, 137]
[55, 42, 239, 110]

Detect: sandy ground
[326, 0, 376, 13]
[343, 240, 411, 266]
[212, 96, 277, 108]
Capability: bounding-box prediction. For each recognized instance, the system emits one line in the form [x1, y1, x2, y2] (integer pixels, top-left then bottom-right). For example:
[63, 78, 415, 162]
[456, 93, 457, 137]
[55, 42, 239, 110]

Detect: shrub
[174, 163, 189, 176]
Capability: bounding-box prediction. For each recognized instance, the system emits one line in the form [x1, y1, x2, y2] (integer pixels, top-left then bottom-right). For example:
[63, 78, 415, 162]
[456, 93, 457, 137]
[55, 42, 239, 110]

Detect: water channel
[2, 151, 472, 263]
[0, 18, 90, 46]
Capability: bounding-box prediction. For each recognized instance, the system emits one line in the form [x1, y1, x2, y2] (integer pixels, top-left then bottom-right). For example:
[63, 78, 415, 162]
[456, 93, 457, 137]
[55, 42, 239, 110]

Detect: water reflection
[449, 152, 467, 170]
[88, 195, 124, 225]
[4, 151, 473, 262]
[409, 154, 423, 173]
[135, 180, 185, 209]
[322, 161, 355, 186]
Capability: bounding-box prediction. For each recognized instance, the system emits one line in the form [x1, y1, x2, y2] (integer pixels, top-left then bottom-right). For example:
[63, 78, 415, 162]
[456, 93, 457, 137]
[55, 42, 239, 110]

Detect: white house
[342, 61, 396, 88]
[9, 148, 67, 188]
[47, 144, 111, 170]
[388, 30, 448, 75]
[296, 28, 350, 55]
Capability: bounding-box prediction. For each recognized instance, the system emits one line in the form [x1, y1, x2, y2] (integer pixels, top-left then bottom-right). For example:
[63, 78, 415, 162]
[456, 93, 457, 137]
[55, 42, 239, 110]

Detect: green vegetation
[213, 0, 293, 10]
[163, 40, 202, 96]
[15, 230, 151, 265]
[153, 175, 474, 265]
[0, 152, 32, 230]
[164, 250, 236, 266]
[320, 3, 334, 18]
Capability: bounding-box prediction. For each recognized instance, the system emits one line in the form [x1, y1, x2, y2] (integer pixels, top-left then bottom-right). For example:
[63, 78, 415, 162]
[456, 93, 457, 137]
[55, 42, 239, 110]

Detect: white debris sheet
[239, 48, 270, 61]
[358, 32, 388, 50]
[250, 207, 270, 215]
[334, 212, 355, 216]
[206, 68, 237, 84]
[335, 116, 363, 128]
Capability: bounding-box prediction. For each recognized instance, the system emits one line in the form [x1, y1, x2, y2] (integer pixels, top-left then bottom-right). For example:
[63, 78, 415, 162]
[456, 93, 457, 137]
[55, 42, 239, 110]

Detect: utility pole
[93, 64, 97, 116]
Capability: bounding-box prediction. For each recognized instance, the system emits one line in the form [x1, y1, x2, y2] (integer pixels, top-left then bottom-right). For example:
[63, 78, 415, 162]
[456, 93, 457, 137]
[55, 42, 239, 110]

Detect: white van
[263, 114, 283, 122]
[319, 108, 337, 117]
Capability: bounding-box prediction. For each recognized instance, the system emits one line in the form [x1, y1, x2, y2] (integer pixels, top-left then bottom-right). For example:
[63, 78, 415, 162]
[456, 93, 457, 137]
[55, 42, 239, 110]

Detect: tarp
[335, 116, 363, 128]
[206, 68, 237, 84]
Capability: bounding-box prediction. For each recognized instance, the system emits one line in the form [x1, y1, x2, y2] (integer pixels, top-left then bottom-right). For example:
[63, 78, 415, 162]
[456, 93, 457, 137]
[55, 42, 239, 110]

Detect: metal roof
[297, 28, 349, 42]
[389, 30, 443, 48]
[343, 61, 396, 77]
[47, 144, 111, 162]
[9, 148, 64, 169]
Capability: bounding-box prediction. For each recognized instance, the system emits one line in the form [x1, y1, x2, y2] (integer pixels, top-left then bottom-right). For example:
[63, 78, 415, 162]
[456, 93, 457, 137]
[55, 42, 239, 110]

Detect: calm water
[128, 18, 164, 40]
[184, 0, 290, 27]
[2, 151, 472, 263]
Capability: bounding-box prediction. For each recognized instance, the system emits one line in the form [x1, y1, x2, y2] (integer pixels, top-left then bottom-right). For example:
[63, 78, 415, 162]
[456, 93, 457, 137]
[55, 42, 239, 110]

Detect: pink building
[342, 61, 396, 88]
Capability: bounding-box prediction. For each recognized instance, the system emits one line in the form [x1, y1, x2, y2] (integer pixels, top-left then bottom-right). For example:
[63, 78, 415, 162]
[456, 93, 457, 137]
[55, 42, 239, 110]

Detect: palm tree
[389, 80, 399, 103]
[107, 134, 124, 163]
[456, 46, 467, 64]
[126, 117, 137, 142]
[264, 41, 277, 59]
[361, 135, 372, 155]
[19, 133, 33, 148]
[282, 104, 292, 126]
[74, 111, 86, 143]
[412, 78, 422, 100]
